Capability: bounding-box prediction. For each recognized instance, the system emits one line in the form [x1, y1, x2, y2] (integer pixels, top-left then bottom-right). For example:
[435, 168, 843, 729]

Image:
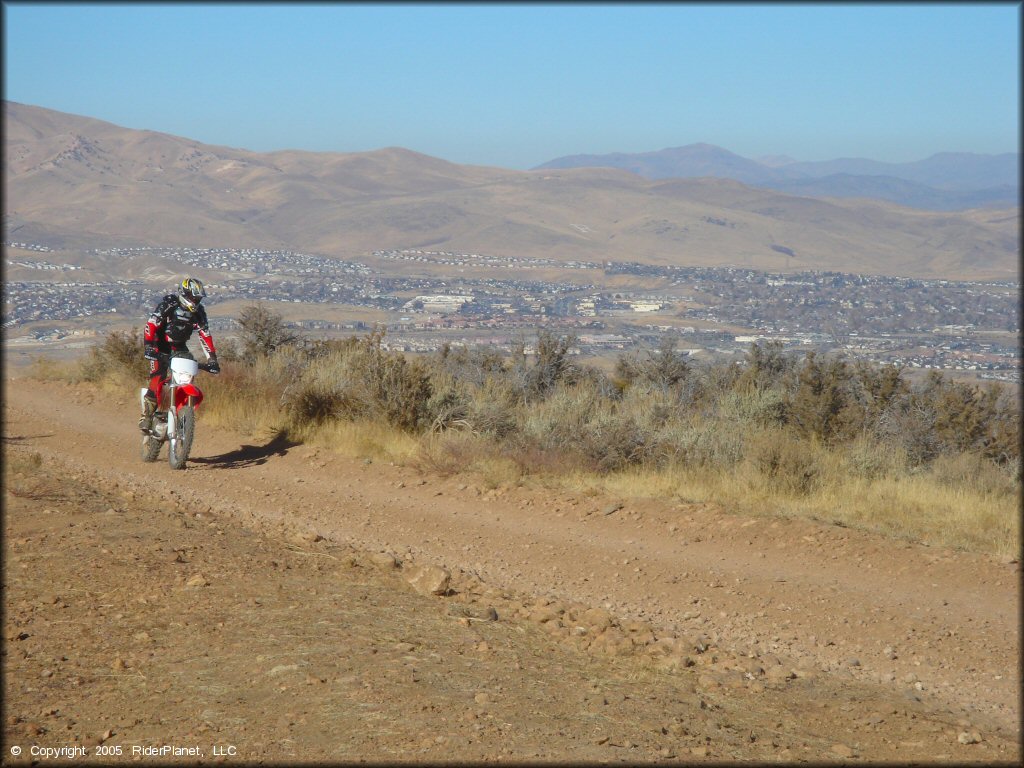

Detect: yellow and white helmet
[178, 277, 207, 312]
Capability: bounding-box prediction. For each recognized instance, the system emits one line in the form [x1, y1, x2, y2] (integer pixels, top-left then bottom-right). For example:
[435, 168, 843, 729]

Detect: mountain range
[533, 143, 1019, 212]
[3, 101, 1019, 280]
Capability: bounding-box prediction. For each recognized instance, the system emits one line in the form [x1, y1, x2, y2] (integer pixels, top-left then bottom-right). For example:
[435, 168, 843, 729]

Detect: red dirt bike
[140, 352, 216, 469]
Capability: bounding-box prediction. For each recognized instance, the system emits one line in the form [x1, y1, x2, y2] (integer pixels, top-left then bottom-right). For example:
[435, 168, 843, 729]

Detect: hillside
[4, 101, 1019, 279]
[3, 374, 1020, 761]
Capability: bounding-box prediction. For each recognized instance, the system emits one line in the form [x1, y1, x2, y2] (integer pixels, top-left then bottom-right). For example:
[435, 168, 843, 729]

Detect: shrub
[717, 386, 789, 428]
[520, 383, 599, 455]
[433, 343, 507, 388]
[513, 381, 657, 473]
[616, 336, 690, 394]
[683, 360, 743, 416]
[842, 435, 907, 481]
[846, 361, 908, 435]
[922, 376, 1020, 465]
[282, 330, 433, 432]
[869, 373, 1021, 468]
[982, 391, 1021, 469]
[465, 378, 520, 438]
[369, 352, 433, 432]
[523, 330, 578, 400]
[656, 420, 745, 470]
[423, 370, 471, 433]
[790, 352, 866, 445]
[236, 303, 302, 358]
[287, 377, 349, 426]
[927, 374, 991, 453]
[613, 351, 642, 390]
[415, 429, 482, 477]
[875, 395, 940, 467]
[77, 329, 149, 383]
[502, 437, 590, 478]
[734, 339, 793, 393]
[746, 429, 821, 496]
[577, 408, 650, 473]
[928, 451, 1018, 498]
[214, 336, 243, 363]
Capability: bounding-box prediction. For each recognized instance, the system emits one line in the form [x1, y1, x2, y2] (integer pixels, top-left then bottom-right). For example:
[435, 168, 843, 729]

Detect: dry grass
[28, 355, 77, 383]
[197, 362, 292, 436]
[545, 438, 1020, 556]
[291, 419, 421, 464]
[413, 431, 525, 489]
[771, 472, 1020, 557]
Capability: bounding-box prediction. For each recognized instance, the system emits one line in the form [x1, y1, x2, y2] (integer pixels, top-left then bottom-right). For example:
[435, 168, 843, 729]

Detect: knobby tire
[168, 405, 195, 470]
[141, 430, 161, 462]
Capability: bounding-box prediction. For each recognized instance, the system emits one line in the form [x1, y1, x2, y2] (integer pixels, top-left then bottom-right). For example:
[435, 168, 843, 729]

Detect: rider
[139, 277, 220, 431]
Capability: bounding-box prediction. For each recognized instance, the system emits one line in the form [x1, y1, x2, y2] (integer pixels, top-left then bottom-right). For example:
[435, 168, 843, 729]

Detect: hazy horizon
[3, 3, 1019, 169]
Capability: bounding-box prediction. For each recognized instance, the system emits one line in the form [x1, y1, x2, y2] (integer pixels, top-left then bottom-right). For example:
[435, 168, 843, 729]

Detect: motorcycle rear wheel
[168, 406, 195, 470]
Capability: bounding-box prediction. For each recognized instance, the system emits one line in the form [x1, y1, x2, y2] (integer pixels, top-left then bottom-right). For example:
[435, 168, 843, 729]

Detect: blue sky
[3, 2, 1019, 168]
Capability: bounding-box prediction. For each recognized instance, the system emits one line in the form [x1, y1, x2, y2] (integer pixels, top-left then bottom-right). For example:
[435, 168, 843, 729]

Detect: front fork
[166, 384, 177, 438]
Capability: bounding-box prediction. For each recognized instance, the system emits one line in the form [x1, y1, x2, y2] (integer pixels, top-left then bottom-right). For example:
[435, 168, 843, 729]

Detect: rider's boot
[139, 393, 157, 432]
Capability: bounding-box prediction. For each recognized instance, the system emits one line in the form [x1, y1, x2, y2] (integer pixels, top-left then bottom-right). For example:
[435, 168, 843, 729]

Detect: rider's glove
[144, 343, 158, 361]
[207, 357, 221, 375]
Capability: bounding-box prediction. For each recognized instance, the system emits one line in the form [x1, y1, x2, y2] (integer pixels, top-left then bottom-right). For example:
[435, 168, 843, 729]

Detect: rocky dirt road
[3, 376, 1020, 762]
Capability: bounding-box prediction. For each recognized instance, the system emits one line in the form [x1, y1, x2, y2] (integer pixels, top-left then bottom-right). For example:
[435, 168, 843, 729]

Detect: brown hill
[4, 101, 1019, 279]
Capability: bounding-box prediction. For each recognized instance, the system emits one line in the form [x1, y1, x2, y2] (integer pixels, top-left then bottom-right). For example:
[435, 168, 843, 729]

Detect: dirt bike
[140, 352, 216, 469]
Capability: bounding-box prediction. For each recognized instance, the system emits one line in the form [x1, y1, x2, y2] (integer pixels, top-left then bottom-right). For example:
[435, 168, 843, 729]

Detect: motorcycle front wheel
[168, 405, 195, 470]
[141, 432, 161, 462]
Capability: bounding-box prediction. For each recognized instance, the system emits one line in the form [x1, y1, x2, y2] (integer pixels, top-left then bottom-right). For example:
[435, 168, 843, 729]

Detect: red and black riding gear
[143, 294, 217, 406]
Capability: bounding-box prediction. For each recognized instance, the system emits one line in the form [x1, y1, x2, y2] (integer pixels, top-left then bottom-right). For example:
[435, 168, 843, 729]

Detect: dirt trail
[3, 375, 1021, 761]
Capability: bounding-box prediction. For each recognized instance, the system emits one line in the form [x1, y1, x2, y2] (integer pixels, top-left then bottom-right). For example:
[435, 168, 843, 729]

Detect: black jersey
[144, 294, 216, 357]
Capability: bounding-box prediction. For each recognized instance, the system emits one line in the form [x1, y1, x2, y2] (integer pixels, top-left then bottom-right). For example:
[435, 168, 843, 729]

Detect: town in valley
[3, 241, 1019, 383]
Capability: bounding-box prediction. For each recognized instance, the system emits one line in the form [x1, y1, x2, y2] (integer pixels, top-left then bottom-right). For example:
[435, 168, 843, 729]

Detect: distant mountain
[3, 101, 1018, 280]
[534, 145, 1020, 211]
[782, 152, 1020, 191]
[764, 174, 1020, 212]
[754, 154, 799, 168]
[535, 143, 786, 185]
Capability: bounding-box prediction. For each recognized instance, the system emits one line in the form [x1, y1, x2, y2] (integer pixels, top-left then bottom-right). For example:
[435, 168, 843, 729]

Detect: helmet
[178, 277, 206, 312]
